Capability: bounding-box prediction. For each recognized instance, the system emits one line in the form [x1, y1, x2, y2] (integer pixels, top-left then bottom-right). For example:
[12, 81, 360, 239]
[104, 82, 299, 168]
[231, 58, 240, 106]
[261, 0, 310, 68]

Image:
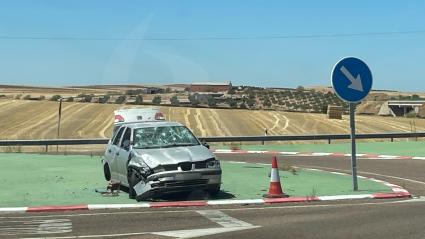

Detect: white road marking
[152, 226, 259, 239]
[329, 172, 347, 176]
[4, 199, 422, 221]
[196, 210, 253, 228]
[23, 211, 258, 239]
[153, 210, 258, 238]
[88, 203, 150, 210]
[412, 157, 425, 160]
[22, 232, 149, 239]
[298, 165, 425, 185]
[0, 219, 72, 236]
[227, 161, 248, 164]
[318, 194, 372, 201]
[207, 199, 264, 205]
[311, 152, 333, 156]
[0, 207, 27, 213]
[247, 150, 268, 154]
[344, 154, 366, 157]
[378, 155, 399, 159]
[279, 152, 299, 155]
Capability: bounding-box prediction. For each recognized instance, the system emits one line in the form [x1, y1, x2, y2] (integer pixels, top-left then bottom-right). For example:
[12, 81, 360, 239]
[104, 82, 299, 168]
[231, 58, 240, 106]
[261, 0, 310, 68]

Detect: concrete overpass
[379, 100, 425, 117]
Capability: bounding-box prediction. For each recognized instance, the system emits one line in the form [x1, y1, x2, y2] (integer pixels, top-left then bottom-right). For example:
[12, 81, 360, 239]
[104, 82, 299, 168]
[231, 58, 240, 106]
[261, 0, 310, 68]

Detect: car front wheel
[127, 168, 139, 199]
[207, 185, 221, 196]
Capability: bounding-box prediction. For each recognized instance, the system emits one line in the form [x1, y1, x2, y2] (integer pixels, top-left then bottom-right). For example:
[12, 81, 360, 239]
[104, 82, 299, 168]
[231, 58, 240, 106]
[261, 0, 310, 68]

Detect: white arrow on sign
[340, 65, 363, 92]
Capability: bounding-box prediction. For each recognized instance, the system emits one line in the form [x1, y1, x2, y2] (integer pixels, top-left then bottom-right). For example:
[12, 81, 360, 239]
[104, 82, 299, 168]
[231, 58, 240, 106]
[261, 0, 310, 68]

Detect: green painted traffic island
[0, 153, 409, 210]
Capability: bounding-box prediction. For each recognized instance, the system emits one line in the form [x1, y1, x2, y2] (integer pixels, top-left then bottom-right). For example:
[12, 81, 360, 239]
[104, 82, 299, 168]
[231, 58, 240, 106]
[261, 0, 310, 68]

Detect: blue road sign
[331, 57, 372, 102]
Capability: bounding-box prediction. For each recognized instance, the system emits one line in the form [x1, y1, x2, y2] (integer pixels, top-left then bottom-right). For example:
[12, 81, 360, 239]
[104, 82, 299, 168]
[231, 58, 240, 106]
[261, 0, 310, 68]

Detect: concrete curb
[0, 166, 411, 214]
[212, 149, 425, 160]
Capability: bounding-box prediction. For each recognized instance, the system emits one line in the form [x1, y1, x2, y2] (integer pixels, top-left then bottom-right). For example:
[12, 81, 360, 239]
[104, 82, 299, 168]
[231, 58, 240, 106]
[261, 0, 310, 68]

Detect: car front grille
[156, 159, 213, 172]
[178, 162, 192, 171]
[154, 179, 209, 188]
[163, 164, 178, 171]
[194, 161, 207, 169]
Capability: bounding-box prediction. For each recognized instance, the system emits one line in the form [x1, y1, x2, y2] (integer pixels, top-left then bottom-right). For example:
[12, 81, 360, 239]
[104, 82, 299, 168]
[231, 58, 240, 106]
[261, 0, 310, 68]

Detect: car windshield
[133, 126, 200, 149]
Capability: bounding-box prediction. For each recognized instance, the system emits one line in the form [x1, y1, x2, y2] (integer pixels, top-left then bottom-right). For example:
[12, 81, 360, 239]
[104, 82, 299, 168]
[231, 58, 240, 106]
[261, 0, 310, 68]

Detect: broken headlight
[206, 158, 220, 168]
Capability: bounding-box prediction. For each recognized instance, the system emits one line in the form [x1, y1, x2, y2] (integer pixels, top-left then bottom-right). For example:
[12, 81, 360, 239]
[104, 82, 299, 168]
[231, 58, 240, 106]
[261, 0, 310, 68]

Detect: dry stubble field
[1, 100, 425, 142]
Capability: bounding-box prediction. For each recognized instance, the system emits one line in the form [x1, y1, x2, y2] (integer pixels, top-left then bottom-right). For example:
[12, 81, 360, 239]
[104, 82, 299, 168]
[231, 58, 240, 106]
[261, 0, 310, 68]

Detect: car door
[107, 126, 125, 181]
[117, 127, 132, 183]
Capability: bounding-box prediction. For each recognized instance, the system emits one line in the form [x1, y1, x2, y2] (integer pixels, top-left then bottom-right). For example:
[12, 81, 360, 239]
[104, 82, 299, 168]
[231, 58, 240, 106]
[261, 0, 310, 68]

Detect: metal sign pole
[332, 57, 372, 192]
[349, 102, 358, 191]
[56, 98, 63, 152]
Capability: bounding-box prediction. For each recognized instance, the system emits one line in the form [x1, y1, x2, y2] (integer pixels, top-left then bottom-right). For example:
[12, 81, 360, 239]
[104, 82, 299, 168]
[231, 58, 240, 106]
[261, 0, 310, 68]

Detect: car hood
[132, 145, 215, 168]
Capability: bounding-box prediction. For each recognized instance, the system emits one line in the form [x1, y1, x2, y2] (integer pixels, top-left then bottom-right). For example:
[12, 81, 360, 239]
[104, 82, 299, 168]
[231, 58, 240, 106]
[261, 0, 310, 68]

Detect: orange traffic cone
[264, 156, 288, 198]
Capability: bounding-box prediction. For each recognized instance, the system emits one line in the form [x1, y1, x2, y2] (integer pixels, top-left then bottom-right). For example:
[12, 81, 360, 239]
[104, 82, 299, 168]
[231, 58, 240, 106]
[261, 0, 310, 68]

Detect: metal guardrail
[0, 138, 109, 146]
[200, 132, 425, 143]
[0, 132, 424, 147]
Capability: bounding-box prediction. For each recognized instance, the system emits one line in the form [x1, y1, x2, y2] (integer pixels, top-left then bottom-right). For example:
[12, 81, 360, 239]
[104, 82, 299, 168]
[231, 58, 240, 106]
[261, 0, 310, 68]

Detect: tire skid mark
[216, 109, 235, 136]
[271, 112, 290, 135]
[362, 117, 418, 132]
[83, 105, 114, 138]
[184, 108, 193, 132]
[12, 103, 79, 139]
[24, 103, 79, 135]
[247, 111, 274, 135]
[269, 114, 281, 133]
[261, 112, 283, 135]
[197, 108, 214, 136]
[283, 113, 307, 135]
[94, 106, 115, 138]
[0, 102, 54, 136]
[38, 103, 93, 138]
[307, 114, 349, 134]
[210, 109, 229, 136]
[194, 108, 207, 137]
[167, 107, 172, 121]
[69, 104, 106, 138]
[98, 110, 115, 138]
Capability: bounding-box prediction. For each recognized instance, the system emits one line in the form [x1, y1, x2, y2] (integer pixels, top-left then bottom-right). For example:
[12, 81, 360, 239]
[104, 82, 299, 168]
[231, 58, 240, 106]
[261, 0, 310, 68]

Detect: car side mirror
[203, 142, 210, 149]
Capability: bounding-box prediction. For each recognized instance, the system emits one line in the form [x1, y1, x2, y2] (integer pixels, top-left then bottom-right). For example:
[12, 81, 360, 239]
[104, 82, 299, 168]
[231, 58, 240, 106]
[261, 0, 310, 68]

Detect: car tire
[103, 164, 111, 181]
[207, 185, 221, 196]
[127, 168, 138, 199]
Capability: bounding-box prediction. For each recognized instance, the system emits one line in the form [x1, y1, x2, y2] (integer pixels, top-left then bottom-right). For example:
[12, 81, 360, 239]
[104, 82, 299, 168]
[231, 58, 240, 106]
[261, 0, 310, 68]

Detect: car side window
[120, 127, 132, 149]
[113, 127, 125, 146]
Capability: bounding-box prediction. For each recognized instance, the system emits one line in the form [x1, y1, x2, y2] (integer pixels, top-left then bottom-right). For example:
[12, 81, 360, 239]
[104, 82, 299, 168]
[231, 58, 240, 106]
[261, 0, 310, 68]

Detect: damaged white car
[102, 108, 222, 201]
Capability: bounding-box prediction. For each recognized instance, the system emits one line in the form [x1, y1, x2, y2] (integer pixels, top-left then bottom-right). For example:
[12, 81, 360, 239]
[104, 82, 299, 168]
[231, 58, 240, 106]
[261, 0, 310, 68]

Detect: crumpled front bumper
[133, 168, 222, 200]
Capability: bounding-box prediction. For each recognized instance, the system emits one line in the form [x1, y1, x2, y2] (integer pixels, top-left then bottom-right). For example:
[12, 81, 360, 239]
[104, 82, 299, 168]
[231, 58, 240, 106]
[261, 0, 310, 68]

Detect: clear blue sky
[0, 0, 424, 91]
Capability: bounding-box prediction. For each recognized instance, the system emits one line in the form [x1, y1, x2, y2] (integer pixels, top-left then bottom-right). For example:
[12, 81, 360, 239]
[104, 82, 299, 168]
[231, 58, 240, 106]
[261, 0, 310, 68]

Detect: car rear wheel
[103, 164, 111, 181]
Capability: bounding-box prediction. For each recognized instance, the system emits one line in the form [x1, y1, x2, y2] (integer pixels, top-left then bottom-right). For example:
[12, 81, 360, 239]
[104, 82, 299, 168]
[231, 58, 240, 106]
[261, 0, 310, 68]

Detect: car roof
[116, 120, 184, 129]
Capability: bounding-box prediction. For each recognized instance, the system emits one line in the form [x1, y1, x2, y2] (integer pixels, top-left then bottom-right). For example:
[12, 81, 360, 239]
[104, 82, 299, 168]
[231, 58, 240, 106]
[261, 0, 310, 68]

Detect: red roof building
[190, 82, 232, 93]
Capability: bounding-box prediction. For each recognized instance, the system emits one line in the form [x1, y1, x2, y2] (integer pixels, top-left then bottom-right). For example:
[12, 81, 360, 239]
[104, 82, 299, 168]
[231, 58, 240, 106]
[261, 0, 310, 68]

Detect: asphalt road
[1, 154, 425, 239]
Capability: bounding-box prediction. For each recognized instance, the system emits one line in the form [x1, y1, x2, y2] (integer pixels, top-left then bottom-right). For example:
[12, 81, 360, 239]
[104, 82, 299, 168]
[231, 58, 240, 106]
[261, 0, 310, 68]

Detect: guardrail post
[328, 139, 331, 144]
[45, 145, 48, 152]
[391, 137, 394, 142]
